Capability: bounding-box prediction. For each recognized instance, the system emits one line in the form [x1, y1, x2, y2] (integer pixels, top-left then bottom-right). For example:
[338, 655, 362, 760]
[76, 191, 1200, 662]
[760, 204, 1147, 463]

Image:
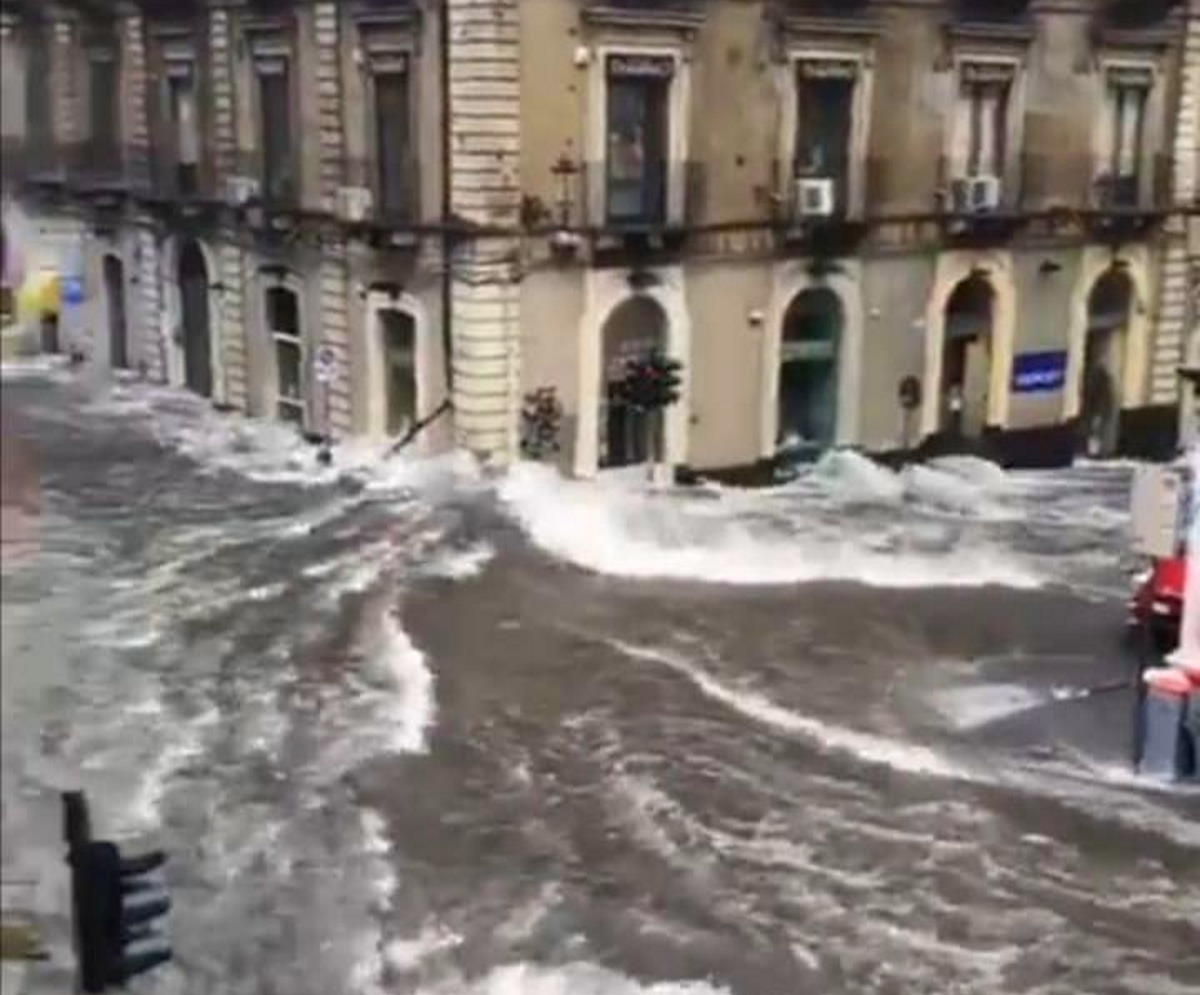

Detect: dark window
[257, 60, 294, 202]
[88, 52, 120, 167]
[167, 69, 200, 196]
[266, 285, 303, 423]
[374, 69, 412, 218]
[380, 310, 417, 436]
[606, 56, 671, 226]
[25, 27, 51, 160]
[795, 64, 855, 210]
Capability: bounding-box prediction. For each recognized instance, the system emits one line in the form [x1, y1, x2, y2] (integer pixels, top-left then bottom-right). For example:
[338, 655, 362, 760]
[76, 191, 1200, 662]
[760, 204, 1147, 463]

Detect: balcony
[575, 159, 704, 231]
[782, 0, 872, 14]
[952, 0, 1032, 21]
[581, 0, 705, 33]
[1088, 154, 1174, 220]
[228, 150, 300, 215]
[0, 135, 66, 189]
[776, 0, 878, 39]
[946, 0, 1034, 44]
[1093, 0, 1181, 46]
[1020, 152, 1174, 233]
[3, 138, 145, 195]
[339, 156, 418, 230]
[142, 145, 219, 211]
[63, 139, 138, 196]
[1101, 0, 1180, 30]
[934, 157, 1024, 243]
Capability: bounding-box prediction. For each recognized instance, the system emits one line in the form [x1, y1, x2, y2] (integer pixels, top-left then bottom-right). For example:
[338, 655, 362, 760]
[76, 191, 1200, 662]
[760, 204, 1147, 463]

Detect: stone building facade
[1, 0, 1196, 477]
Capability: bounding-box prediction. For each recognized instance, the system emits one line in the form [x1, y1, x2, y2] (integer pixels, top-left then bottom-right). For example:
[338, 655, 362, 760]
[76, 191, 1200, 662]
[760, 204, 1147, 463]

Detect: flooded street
[2, 364, 1197, 995]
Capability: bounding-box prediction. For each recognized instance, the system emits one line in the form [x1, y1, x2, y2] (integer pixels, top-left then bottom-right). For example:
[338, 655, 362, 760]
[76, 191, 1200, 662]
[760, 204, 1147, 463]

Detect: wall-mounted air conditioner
[794, 177, 836, 219]
[335, 186, 373, 223]
[224, 175, 260, 206]
[951, 174, 1001, 214]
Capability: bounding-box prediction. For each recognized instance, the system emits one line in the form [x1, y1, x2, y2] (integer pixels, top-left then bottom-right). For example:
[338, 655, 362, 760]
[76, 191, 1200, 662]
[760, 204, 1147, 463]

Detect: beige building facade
[1, 0, 1196, 478]
[516, 0, 1196, 477]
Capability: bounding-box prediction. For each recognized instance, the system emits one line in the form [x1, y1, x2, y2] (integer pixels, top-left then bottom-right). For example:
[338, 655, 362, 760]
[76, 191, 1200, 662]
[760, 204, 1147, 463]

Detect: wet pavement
[1, 362, 1197, 995]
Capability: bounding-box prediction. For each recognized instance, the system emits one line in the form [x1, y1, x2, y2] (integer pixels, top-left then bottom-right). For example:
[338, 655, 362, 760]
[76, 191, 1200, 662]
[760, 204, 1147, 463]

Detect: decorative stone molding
[581, 2, 706, 38]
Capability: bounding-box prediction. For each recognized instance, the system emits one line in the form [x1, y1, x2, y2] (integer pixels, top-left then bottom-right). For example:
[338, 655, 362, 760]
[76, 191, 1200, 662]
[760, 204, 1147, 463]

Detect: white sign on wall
[1131, 464, 1188, 559]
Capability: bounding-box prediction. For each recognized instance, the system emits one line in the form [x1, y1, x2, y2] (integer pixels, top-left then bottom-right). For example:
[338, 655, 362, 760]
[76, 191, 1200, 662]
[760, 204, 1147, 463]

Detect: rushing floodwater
[1, 362, 1197, 995]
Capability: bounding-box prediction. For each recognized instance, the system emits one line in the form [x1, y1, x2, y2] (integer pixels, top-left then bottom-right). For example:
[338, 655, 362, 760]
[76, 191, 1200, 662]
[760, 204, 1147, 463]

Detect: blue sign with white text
[1011, 351, 1067, 394]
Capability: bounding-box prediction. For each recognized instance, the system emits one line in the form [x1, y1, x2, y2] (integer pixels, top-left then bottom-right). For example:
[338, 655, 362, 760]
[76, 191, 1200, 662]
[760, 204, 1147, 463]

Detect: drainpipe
[439, 0, 453, 410]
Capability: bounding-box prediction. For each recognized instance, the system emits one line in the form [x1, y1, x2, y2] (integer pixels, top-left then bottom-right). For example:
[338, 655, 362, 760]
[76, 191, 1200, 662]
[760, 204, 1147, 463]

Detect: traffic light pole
[62, 792, 172, 993]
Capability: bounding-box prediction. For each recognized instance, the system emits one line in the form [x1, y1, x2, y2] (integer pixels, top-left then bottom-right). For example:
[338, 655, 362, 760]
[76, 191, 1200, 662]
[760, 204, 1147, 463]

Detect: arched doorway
[378, 309, 417, 437]
[778, 287, 842, 451]
[103, 254, 128, 370]
[179, 241, 212, 397]
[940, 274, 994, 438]
[600, 296, 667, 468]
[1080, 267, 1132, 457]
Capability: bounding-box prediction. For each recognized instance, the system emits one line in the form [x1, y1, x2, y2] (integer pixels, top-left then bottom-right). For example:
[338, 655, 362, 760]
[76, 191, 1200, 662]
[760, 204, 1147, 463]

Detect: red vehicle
[1128, 555, 1186, 653]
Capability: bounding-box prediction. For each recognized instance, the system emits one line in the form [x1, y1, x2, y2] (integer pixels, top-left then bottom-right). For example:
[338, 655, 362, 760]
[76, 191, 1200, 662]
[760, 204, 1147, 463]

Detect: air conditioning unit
[335, 185, 373, 223]
[224, 175, 260, 206]
[794, 177, 836, 219]
[951, 174, 1002, 214]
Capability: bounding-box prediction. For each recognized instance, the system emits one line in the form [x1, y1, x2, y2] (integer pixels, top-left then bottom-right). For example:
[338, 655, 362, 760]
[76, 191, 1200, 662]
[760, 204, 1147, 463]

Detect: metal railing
[568, 159, 705, 231]
[340, 155, 418, 225]
[227, 150, 301, 210]
[1023, 152, 1175, 212]
[952, 0, 1033, 22]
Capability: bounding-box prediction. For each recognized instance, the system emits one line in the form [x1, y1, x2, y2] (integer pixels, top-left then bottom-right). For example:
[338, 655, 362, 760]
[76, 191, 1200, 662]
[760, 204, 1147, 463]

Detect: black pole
[62, 791, 91, 852]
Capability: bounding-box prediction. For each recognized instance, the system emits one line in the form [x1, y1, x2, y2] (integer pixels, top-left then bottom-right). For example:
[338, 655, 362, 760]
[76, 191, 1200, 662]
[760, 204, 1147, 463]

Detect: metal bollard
[1138, 669, 1195, 780]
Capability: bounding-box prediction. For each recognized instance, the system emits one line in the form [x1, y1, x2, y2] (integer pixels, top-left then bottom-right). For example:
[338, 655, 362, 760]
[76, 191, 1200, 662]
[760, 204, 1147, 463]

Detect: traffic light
[63, 793, 172, 993]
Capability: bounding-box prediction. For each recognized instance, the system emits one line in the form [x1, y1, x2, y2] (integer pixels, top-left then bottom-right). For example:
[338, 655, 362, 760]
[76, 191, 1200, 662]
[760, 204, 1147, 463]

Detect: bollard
[1138, 668, 1195, 780]
[1183, 664, 1200, 781]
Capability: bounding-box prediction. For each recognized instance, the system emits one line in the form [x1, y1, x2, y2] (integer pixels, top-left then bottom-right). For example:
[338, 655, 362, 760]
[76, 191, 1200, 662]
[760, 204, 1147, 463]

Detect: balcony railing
[1022, 153, 1174, 213]
[1, 138, 152, 194]
[1101, 0, 1180, 30]
[1090, 155, 1174, 213]
[953, 0, 1032, 22]
[340, 156, 418, 226]
[228, 151, 300, 210]
[63, 139, 137, 192]
[1, 135, 67, 185]
[574, 159, 704, 231]
[145, 146, 217, 203]
[936, 156, 1021, 214]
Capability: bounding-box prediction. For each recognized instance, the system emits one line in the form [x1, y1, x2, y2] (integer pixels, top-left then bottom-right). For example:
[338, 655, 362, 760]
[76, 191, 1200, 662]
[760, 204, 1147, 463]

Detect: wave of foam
[608, 638, 959, 778]
[1, 354, 75, 382]
[418, 962, 732, 995]
[500, 462, 1040, 589]
[419, 541, 496, 580]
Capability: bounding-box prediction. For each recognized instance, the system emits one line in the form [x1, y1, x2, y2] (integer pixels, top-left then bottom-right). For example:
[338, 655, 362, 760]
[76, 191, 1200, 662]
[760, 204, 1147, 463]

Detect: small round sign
[898, 375, 922, 411]
[314, 345, 337, 384]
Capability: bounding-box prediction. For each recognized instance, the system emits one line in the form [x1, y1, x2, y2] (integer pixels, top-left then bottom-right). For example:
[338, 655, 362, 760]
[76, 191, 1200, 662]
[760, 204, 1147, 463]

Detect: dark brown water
[2, 364, 1197, 995]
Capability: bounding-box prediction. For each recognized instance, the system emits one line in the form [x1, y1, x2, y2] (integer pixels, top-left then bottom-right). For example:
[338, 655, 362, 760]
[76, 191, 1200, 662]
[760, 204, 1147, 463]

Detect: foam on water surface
[417, 962, 732, 995]
[501, 462, 1042, 588]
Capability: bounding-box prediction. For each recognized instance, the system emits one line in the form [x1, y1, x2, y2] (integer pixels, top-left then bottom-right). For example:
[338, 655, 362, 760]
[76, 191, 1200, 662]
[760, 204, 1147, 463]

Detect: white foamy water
[1, 354, 75, 382]
[608, 638, 959, 778]
[418, 962, 731, 995]
[501, 461, 1042, 588]
[0, 376, 466, 995]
